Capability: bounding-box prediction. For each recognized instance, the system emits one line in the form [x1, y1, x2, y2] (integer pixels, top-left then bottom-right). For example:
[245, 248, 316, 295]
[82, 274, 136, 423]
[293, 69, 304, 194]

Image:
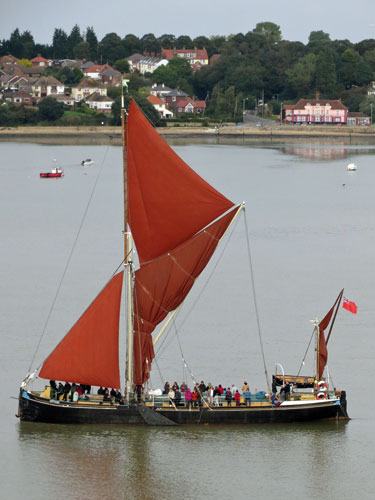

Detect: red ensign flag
[343, 298, 357, 314]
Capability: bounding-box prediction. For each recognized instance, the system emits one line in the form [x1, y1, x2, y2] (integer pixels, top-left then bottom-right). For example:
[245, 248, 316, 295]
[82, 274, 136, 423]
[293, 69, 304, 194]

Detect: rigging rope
[28, 143, 112, 372]
[243, 209, 271, 391]
[296, 327, 315, 376]
[154, 213, 242, 359]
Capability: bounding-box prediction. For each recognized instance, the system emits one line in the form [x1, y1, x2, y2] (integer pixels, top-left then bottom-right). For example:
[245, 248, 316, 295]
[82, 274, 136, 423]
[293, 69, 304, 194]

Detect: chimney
[316, 90, 320, 100]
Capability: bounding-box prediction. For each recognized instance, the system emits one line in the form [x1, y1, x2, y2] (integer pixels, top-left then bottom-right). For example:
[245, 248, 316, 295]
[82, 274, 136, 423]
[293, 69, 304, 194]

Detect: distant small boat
[81, 159, 94, 166]
[40, 161, 64, 178]
[347, 163, 357, 171]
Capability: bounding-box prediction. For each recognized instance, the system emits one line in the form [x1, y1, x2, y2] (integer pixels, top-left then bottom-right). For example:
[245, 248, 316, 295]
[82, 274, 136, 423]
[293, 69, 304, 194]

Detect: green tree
[141, 33, 161, 53]
[122, 34, 142, 57]
[315, 49, 337, 95]
[158, 34, 176, 48]
[153, 57, 193, 94]
[252, 22, 282, 44]
[86, 26, 98, 60]
[286, 53, 317, 97]
[176, 35, 193, 49]
[114, 58, 130, 73]
[38, 97, 64, 121]
[53, 28, 68, 59]
[74, 41, 90, 60]
[68, 25, 83, 58]
[99, 33, 125, 64]
[8, 28, 23, 58]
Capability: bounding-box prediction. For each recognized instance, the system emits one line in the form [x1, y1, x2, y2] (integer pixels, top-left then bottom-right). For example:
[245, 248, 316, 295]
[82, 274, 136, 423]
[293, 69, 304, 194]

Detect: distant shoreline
[1, 125, 375, 144]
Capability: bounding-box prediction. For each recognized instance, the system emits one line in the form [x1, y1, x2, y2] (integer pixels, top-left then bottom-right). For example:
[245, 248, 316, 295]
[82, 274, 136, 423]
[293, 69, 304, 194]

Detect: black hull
[18, 392, 346, 426]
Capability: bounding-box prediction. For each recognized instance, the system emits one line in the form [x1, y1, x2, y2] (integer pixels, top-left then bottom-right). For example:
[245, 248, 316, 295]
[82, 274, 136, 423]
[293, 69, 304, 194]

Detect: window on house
[172, 96, 176, 101]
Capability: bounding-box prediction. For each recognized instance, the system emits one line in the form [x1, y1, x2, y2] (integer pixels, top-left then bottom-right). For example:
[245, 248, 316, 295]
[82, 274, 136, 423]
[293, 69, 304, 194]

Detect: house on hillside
[127, 54, 168, 74]
[0, 55, 19, 68]
[347, 112, 370, 126]
[85, 92, 114, 112]
[147, 94, 173, 118]
[287, 99, 348, 124]
[163, 89, 189, 109]
[175, 98, 206, 114]
[83, 64, 113, 80]
[148, 83, 172, 97]
[2, 90, 34, 105]
[30, 54, 51, 67]
[101, 68, 122, 86]
[71, 78, 107, 101]
[161, 48, 208, 67]
[32, 76, 64, 97]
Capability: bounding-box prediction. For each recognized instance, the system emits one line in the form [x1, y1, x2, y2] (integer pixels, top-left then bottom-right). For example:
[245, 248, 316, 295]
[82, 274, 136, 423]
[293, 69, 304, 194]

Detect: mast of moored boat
[315, 318, 320, 389]
[121, 80, 134, 401]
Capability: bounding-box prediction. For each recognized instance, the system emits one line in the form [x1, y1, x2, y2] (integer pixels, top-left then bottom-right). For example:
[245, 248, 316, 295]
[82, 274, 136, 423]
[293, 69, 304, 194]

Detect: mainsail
[126, 100, 236, 385]
[126, 100, 235, 264]
[39, 272, 124, 389]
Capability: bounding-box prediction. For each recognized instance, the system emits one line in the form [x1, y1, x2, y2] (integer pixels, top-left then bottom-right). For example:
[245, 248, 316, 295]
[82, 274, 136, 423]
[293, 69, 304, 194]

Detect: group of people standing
[162, 380, 252, 408]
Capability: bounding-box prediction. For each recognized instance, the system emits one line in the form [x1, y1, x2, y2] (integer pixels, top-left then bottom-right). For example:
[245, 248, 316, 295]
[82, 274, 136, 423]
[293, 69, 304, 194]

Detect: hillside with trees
[1, 23, 375, 121]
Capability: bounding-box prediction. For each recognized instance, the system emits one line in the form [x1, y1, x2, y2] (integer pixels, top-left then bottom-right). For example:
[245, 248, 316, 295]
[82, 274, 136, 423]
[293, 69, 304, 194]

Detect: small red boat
[40, 162, 64, 178]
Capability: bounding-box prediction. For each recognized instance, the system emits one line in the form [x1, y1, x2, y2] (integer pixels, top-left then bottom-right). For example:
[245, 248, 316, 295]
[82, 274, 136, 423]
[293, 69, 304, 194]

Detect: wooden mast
[121, 80, 134, 400]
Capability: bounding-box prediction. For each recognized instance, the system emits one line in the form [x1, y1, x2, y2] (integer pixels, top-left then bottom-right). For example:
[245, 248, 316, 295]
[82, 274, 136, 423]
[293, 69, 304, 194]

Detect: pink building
[288, 99, 348, 124]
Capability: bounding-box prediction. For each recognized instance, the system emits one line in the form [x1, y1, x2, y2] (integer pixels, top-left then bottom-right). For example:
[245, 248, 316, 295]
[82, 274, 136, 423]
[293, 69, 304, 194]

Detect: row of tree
[2, 23, 375, 118]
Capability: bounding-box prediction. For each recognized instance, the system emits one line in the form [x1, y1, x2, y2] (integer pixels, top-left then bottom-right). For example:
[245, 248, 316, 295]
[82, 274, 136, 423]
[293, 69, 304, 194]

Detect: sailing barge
[18, 99, 348, 425]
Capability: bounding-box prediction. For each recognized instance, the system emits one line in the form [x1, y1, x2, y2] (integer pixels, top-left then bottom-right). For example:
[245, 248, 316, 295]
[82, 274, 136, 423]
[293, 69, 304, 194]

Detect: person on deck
[225, 388, 232, 406]
[172, 382, 179, 391]
[168, 388, 175, 406]
[180, 382, 187, 393]
[174, 389, 181, 406]
[163, 382, 170, 395]
[185, 388, 192, 409]
[218, 385, 224, 395]
[244, 388, 251, 407]
[234, 390, 241, 407]
[192, 388, 198, 407]
[97, 387, 105, 395]
[207, 385, 214, 406]
[199, 381, 206, 394]
[49, 380, 57, 400]
[57, 382, 64, 399]
[62, 382, 71, 401]
[242, 381, 250, 393]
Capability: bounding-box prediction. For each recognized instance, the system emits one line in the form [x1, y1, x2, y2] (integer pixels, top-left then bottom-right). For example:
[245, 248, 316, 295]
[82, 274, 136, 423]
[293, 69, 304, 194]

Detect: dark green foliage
[53, 28, 68, 59]
[86, 27, 98, 60]
[38, 97, 65, 121]
[114, 58, 130, 73]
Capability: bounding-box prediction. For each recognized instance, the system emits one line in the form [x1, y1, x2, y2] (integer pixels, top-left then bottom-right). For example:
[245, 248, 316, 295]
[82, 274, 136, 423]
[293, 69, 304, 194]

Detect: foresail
[126, 100, 235, 264]
[39, 272, 124, 389]
[318, 289, 344, 380]
[133, 208, 238, 385]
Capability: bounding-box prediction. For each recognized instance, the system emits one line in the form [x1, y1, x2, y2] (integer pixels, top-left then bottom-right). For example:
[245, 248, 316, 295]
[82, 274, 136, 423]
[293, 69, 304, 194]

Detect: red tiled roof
[147, 94, 165, 105]
[294, 99, 347, 110]
[31, 55, 48, 63]
[162, 48, 208, 60]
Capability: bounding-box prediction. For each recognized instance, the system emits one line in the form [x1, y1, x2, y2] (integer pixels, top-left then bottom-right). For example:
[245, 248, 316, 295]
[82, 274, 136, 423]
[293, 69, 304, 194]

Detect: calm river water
[1, 138, 375, 499]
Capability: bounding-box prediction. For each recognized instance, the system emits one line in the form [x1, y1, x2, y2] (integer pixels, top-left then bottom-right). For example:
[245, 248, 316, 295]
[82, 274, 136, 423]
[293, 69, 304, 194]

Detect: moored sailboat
[18, 97, 349, 425]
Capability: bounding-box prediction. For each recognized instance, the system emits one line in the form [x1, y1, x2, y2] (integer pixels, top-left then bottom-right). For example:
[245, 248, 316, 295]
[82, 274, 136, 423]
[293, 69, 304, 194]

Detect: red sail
[126, 100, 235, 264]
[133, 208, 238, 385]
[39, 272, 124, 389]
[318, 289, 344, 380]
